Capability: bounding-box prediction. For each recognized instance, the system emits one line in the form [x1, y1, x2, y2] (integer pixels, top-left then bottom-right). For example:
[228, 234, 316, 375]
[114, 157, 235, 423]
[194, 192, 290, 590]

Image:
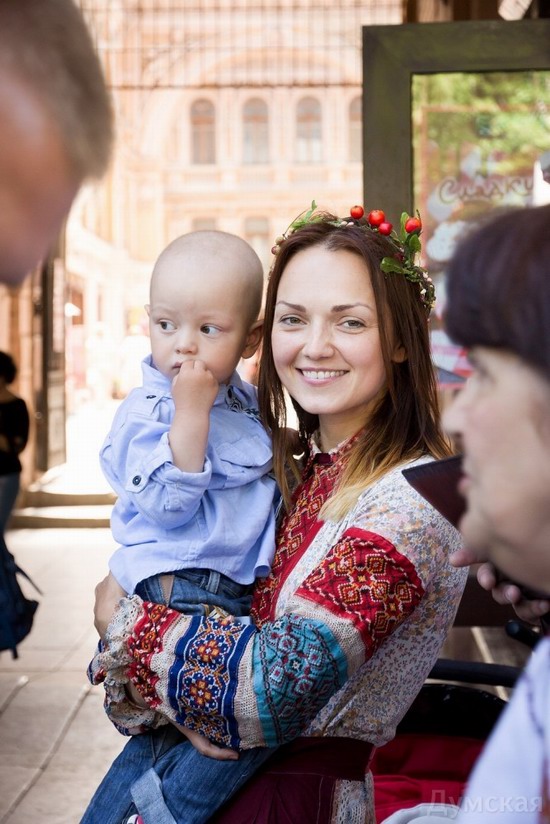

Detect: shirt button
[132, 475, 141, 486]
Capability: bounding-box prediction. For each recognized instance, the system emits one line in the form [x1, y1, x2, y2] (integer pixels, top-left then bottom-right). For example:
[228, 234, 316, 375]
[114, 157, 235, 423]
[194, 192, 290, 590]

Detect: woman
[84, 206, 466, 824]
[438, 203, 550, 823]
[387, 203, 550, 824]
[0, 352, 29, 557]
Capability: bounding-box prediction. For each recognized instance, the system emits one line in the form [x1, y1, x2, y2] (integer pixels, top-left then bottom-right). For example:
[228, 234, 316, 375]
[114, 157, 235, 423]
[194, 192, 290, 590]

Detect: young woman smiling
[84, 206, 466, 824]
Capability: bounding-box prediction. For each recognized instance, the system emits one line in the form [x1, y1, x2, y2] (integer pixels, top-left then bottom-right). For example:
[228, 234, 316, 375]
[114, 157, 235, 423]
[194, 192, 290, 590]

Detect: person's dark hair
[0, 351, 17, 385]
[445, 204, 550, 382]
[258, 213, 450, 512]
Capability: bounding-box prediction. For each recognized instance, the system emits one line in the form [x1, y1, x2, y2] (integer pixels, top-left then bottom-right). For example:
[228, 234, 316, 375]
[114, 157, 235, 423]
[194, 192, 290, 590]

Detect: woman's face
[271, 244, 404, 451]
[443, 347, 550, 592]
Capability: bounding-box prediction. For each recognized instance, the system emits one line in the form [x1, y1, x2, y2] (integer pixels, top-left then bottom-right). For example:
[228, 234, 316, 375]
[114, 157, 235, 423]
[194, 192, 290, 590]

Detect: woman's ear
[241, 320, 263, 359]
[392, 342, 407, 363]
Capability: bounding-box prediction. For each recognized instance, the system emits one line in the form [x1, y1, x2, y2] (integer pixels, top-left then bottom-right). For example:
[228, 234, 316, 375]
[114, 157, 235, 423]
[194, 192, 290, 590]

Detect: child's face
[147, 251, 259, 385]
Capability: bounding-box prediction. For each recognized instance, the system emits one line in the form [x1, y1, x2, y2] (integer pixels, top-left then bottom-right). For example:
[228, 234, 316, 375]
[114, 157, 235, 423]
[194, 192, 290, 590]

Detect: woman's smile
[298, 368, 348, 382]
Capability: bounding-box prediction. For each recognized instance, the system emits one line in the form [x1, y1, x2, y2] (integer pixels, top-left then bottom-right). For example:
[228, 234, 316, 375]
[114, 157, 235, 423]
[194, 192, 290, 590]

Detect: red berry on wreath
[378, 221, 393, 235]
[404, 216, 422, 234]
[350, 205, 364, 220]
[367, 209, 385, 227]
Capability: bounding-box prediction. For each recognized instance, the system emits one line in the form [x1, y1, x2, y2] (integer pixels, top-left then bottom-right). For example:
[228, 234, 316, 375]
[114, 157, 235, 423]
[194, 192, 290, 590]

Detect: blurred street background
[0, 402, 125, 824]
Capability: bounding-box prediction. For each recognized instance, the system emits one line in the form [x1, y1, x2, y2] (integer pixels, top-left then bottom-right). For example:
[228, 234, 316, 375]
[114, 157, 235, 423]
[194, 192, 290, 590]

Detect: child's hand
[169, 361, 218, 472]
[172, 359, 219, 415]
[172, 721, 239, 761]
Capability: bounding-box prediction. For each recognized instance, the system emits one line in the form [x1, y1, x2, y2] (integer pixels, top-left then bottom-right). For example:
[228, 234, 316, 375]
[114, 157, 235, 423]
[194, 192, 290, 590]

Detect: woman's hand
[451, 550, 550, 624]
[94, 571, 126, 640]
[172, 722, 239, 761]
[479, 563, 550, 624]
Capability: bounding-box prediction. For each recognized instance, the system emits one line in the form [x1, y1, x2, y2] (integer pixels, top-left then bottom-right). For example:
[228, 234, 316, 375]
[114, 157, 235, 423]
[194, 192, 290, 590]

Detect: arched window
[191, 99, 216, 164]
[296, 97, 322, 163]
[349, 96, 362, 162]
[243, 98, 269, 164]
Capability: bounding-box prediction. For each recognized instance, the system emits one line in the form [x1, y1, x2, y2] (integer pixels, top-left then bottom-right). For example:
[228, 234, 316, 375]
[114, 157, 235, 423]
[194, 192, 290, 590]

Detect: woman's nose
[302, 324, 334, 359]
[442, 384, 467, 440]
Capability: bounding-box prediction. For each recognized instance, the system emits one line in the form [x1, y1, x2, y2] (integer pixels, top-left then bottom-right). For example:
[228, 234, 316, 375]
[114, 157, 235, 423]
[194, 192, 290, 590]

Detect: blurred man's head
[0, 0, 113, 286]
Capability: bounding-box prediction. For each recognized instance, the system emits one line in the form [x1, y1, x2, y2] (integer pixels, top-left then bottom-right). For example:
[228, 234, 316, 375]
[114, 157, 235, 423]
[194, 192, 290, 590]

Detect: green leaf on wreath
[381, 257, 405, 275]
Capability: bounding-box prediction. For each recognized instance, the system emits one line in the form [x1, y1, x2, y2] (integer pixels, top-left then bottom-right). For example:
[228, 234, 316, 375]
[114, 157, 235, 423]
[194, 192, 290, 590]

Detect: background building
[0, 0, 545, 488]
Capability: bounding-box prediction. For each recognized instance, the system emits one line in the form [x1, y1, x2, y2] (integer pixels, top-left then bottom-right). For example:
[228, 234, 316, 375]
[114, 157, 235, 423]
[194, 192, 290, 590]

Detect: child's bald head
[151, 230, 264, 328]
[147, 231, 265, 385]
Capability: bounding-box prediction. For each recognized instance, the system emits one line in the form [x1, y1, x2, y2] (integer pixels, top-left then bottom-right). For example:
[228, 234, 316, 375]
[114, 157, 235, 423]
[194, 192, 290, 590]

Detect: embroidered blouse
[90, 435, 467, 822]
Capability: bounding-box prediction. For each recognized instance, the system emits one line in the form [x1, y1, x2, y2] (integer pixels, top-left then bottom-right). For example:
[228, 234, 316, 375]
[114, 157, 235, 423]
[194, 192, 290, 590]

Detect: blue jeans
[80, 711, 276, 823]
[135, 567, 253, 617]
[82, 568, 272, 823]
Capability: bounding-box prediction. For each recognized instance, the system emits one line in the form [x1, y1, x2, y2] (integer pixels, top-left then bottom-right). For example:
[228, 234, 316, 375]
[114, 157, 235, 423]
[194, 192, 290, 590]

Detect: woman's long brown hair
[258, 214, 451, 516]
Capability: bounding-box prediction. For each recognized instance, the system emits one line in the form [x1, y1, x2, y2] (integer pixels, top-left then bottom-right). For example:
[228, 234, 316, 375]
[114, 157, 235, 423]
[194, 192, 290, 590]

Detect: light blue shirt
[104, 356, 278, 594]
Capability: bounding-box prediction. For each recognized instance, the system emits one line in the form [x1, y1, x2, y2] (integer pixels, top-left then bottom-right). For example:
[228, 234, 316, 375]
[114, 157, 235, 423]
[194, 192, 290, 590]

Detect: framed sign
[363, 20, 550, 219]
[362, 20, 550, 374]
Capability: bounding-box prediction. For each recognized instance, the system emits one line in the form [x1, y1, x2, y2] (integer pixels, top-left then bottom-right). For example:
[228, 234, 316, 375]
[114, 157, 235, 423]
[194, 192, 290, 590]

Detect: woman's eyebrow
[275, 300, 373, 312]
[331, 302, 372, 312]
[275, 300, 306, 311]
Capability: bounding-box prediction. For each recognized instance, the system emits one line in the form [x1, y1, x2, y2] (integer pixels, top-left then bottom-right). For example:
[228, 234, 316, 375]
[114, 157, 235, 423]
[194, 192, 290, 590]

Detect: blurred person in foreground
[384, 204, 550, 823]
[0, 0, 113, 286]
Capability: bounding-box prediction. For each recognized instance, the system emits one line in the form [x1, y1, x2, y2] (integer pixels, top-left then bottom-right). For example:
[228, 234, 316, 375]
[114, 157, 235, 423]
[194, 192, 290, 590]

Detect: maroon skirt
[209, 736, 375, 824]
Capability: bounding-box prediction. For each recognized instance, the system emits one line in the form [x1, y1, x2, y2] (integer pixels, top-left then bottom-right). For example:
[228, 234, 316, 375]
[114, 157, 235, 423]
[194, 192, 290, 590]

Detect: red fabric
[371, 732, 484, 823]
[252, 435, 359, 624]
[297, 528, 424, 652]
[209, 736, 374, 824]
[127, 601, 181, 708]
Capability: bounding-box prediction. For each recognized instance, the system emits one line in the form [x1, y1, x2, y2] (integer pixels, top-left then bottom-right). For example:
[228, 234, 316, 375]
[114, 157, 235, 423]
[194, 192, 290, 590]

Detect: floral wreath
[271, 201, 435, 314]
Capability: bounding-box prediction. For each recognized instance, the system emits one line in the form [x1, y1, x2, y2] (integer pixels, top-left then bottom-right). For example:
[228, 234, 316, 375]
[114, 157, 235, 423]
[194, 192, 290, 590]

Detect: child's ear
[145, 304, 151, 317]
[241, 320, 263, 359]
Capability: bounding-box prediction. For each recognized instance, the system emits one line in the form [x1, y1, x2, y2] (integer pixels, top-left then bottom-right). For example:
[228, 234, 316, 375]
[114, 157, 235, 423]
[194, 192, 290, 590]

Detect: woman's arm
[94, 525, 426, 750]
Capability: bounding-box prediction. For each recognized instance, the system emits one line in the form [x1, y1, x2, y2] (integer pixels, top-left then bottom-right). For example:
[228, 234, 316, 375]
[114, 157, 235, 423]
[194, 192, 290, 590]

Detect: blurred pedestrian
[0, 352, 29, 541]
[0, 352, 40, 657]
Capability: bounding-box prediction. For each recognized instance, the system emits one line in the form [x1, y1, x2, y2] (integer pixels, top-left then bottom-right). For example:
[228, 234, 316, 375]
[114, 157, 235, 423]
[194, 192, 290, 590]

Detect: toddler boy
[103, 230, 277, 622]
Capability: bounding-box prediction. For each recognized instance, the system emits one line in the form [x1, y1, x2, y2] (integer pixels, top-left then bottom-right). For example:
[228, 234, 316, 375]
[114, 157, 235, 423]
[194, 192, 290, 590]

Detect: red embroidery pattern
[127, 601, 181, 707]
[296, 528, 425, 655]
[252, 437, 358, 625]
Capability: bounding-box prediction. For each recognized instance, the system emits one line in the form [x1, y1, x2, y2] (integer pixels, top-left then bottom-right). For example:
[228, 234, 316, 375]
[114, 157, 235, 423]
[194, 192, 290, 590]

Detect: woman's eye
[279, 315, 303, 326]
[341, 318, 365, 330]
[472, 366, 490, 384]
[467, 354, 491, 385]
